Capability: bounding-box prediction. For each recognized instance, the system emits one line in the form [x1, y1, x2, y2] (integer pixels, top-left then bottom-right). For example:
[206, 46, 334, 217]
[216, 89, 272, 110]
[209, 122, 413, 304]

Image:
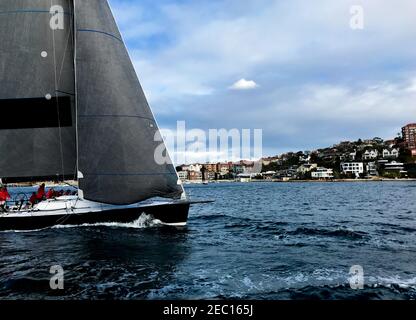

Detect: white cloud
[111, 0, 416, 103]
[229, 78, 259, 90]
[406, 78, 416, 93]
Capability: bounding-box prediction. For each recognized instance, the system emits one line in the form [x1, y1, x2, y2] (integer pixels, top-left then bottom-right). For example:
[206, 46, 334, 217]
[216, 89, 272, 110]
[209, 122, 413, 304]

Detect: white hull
[0, 196, 191, 231]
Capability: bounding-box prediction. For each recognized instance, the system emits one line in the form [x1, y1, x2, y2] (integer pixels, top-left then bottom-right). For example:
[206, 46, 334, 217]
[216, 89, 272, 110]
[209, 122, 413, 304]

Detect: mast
[72, 0, 81, 190]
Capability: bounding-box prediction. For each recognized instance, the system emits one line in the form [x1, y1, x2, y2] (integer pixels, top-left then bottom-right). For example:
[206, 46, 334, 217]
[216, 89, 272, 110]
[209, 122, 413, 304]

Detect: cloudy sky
[108, 0, 416, 160]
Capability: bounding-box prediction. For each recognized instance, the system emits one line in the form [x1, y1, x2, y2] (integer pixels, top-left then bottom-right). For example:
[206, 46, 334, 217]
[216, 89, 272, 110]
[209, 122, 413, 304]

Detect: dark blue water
[1, 182, 416, 300]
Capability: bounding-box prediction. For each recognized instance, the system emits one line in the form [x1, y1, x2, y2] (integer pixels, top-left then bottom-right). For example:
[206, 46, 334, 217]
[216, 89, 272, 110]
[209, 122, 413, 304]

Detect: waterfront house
[341, 162, 364, 177]
[232, 163, 245, 175]
[203, 163, 217, 172]
[274, 167, 298, 180]
[203, 171, 216, 181]
[311, 168, 334, 179]
[340, 150, 357, 161]
[217, 163, 231, 175]
[384, 161, 405, 172]
[366, 162, 378, 177]
[189, 164, 202, 172]
[348, 150, 357, 161]
[297, 163, 318, 174]
[177, 171, 189, 182]
[363, 150, 379, 160]
[237, 173, 252, 182]
[189, 171, 203, 181]
[262, 171, 276, 180]
[382, 148, 399, 159]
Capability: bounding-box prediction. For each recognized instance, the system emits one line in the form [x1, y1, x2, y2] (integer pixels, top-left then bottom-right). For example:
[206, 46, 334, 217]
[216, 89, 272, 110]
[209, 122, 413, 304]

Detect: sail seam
[56, 90, 75, 96]
[77, 29, 122, 42]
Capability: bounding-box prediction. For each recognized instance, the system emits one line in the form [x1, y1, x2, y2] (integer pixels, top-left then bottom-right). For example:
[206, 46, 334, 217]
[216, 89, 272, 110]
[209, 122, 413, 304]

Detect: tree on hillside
[398, 148, 413, 164]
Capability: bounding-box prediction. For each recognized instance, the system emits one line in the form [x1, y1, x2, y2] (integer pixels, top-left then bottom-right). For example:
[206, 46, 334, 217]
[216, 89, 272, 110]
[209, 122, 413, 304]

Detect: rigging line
[56, 15, 73, 86]
[62, 181, 78, 189]
[73, 0, 80, 185]
[72, 161, 78, 181]
[50, 0, 66, 183]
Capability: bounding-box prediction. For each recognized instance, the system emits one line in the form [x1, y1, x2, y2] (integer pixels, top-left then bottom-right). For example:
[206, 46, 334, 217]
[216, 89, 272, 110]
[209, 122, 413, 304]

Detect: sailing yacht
[0, 0, 203, 231]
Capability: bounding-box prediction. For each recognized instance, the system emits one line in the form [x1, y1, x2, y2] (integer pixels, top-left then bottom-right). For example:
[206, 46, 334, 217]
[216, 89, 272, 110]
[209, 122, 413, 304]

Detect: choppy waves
[1, 182, 416, 300]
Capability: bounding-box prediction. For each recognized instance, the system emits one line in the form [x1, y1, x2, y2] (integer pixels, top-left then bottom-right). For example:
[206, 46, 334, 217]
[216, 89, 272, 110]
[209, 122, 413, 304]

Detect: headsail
[0, 0, 76, 182]
[74, 0, 183, 204]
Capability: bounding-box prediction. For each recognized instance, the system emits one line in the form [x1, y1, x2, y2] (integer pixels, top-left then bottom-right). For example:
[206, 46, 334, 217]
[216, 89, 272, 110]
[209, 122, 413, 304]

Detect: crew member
[36, 183, 46, 201]
[29, 192, 37, 206]
[0, 186, 11, 211]
[46, 188, 56, 199]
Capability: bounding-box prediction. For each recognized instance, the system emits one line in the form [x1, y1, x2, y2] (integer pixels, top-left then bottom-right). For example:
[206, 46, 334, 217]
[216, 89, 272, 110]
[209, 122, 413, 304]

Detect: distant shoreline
[273, 178, 416, 183]
[184, 178, 416, 184]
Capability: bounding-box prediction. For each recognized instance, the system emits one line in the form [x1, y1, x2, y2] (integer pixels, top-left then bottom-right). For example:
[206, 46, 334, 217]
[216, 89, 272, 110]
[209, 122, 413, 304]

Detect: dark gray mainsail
[0, 0, 76, 181]
[74, 0, 183, 204]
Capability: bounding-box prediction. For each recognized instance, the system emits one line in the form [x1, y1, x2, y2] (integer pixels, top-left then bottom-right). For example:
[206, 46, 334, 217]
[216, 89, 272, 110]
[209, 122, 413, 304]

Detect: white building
[366, 162, 378, 176]
[188, 164, 202, 172]
[237, 173, 252, 183]
[349, 150, 357, 161]
[384, 161, 405, 171]
[382, 148, 399, 159]
[297, 163, 318, 174]
[363, 150, 379, 160]
[178, 165, 190, 171]
[263, 171, 276, 178]
[341, 162, 364, 177]
[299, 154, 311, 163]
[311, 168, 334, 179]
[177, 171, 189, 181]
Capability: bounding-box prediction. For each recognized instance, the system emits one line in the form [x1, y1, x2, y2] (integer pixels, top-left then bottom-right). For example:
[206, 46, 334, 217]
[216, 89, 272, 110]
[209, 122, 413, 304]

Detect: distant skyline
[109, 0, 416, 159]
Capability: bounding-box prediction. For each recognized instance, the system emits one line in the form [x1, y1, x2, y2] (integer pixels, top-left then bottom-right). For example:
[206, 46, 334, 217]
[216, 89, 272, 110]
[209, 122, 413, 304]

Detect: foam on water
[52, 213, 162, 229]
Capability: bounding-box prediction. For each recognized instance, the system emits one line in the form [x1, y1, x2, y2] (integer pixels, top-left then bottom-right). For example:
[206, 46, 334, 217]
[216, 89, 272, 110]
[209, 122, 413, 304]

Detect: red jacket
[29, 194, 37, 204]
[36, 185, 45, 200]
[0, 189, 10, 202]
[46, 189, 55, 199]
